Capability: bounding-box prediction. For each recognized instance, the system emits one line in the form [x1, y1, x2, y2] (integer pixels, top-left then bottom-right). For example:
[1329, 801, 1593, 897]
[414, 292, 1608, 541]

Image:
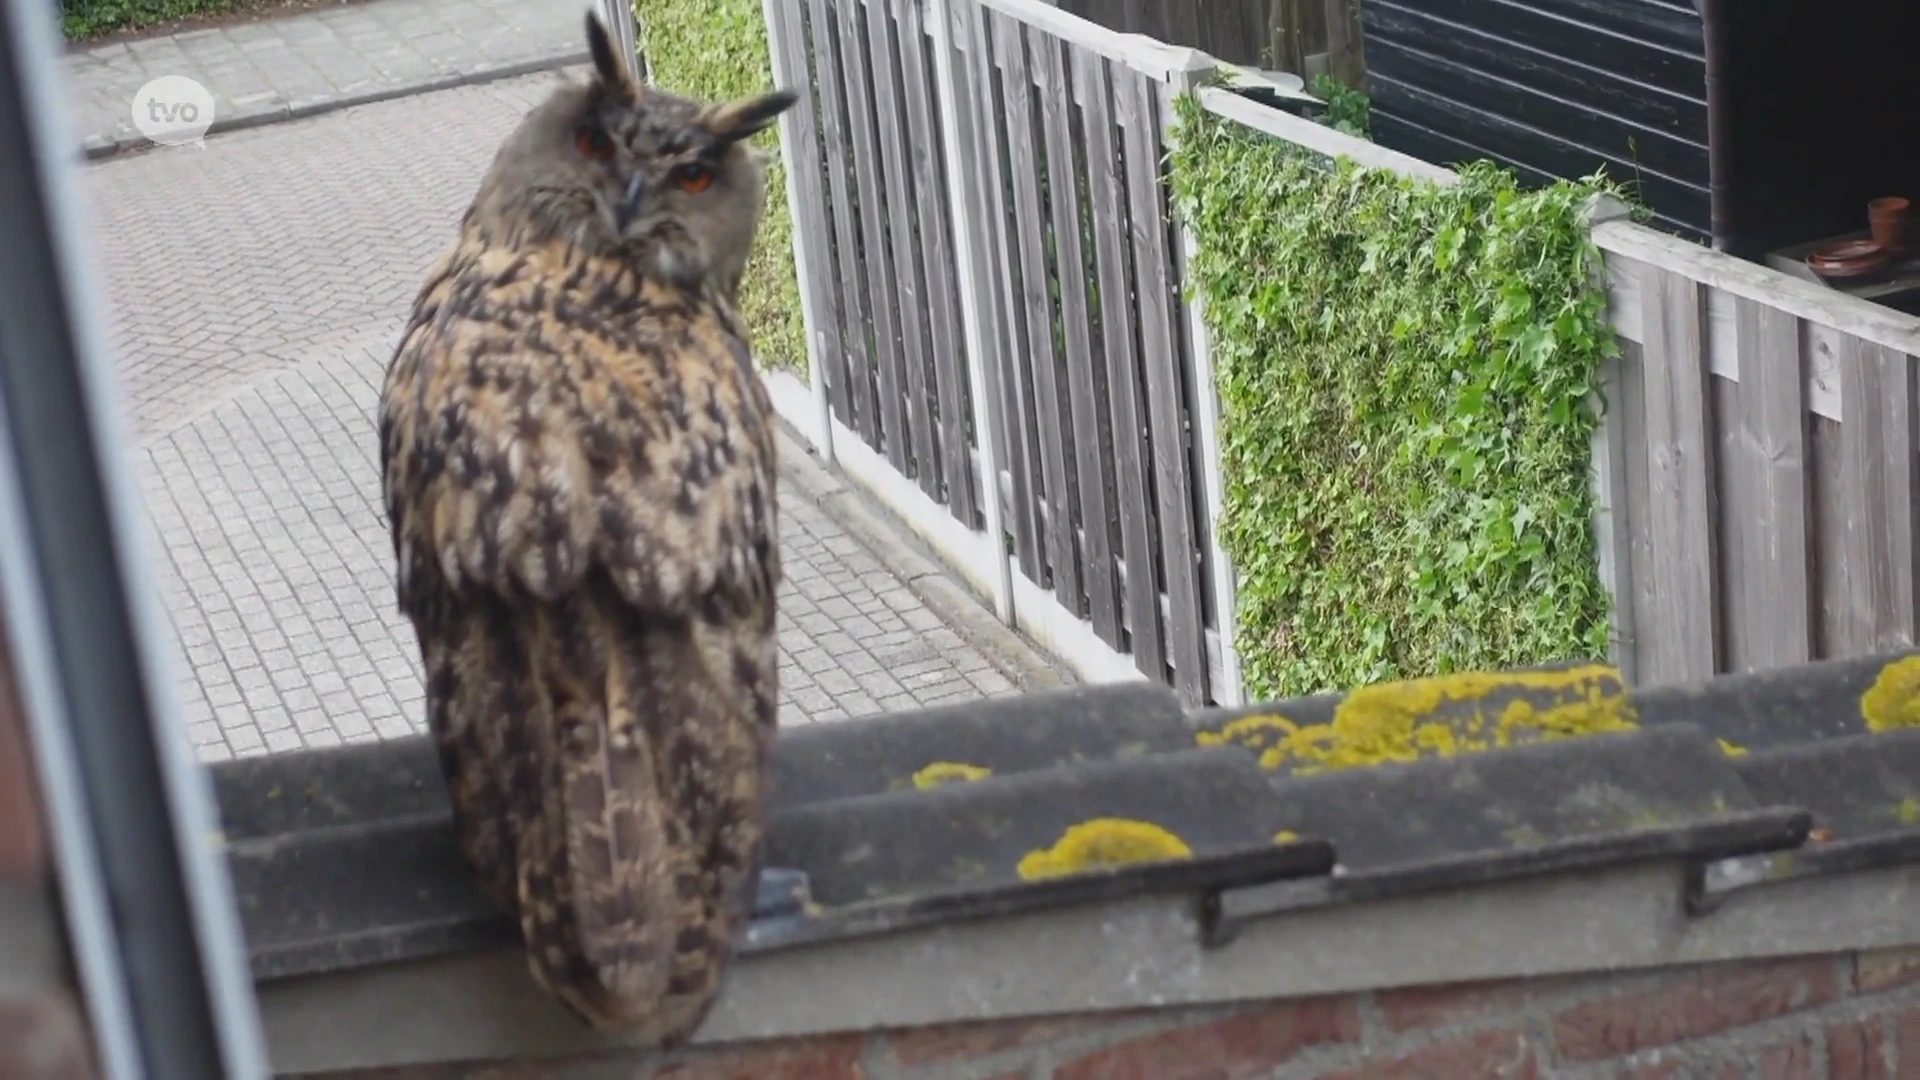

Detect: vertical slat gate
[1074, 46, 1166, 678]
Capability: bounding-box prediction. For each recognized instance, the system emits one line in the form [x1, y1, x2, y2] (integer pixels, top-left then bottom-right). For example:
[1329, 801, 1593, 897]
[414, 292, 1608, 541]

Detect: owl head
[465, 13, 797, 299]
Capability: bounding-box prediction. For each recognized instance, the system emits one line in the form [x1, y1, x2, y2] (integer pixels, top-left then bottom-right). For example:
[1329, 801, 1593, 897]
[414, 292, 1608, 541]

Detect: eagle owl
[376, 14, 795, 1042]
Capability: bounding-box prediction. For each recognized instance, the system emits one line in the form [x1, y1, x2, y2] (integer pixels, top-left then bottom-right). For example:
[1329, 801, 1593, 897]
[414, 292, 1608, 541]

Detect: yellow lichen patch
[1273, 829, 1300, 844]
[1015, 818, 1193, 881]
[1196, 711, 1299, 764]
[1718, 738, 1748, 757]
[1895, 797, 1920, 826]
[911, 761, 994, 790]
[1252, 664, 1637, 774]
[1862, 656, 1920, 733]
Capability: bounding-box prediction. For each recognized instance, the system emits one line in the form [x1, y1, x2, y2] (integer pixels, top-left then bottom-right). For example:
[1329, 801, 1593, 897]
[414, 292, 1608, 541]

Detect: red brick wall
[0, 638, 99, 1080]
[322, 949, 1920, 1079]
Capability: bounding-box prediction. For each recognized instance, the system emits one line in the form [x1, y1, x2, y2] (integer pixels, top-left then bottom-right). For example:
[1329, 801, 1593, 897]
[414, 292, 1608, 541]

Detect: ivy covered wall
[1168, 94, 1625, 700]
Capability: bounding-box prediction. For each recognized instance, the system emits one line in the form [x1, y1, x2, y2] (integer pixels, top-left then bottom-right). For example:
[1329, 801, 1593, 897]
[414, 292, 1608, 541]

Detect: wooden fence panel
[1837, 338, 1917, 652]
[1637, 266, 1721, 685]
[996, 12, 1083, 609]
[838, 0, 914, 472]
[944, 0, 1011, 538]
[1596, 222, 1920, 684]
[1038, 32, 1120, 644]
[864, 0, 940, 495]
[778, 0, 1237, 701]
[1074, 45, 1165, 675]
[1117, 68, 1206, 703]
[808, 0, 877, 438]
[966, 0, 1043, 581]
[1724, 298, 1813, 670]
[895, 0, 978, 527]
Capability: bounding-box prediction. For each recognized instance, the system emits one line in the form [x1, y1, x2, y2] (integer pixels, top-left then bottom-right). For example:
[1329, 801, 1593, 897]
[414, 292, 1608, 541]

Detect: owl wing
[379, 245, 779, 619]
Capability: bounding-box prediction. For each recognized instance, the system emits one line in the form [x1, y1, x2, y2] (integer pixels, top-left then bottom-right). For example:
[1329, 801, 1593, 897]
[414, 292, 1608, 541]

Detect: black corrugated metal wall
[1359, 0, 1710, 243]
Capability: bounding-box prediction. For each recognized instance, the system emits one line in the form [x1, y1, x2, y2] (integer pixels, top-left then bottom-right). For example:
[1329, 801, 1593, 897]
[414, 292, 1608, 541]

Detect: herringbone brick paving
[89, 67, 1042, 759]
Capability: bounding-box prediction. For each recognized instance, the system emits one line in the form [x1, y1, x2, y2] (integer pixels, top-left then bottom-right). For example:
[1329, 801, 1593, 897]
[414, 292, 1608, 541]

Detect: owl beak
[617, 173, 647, 231]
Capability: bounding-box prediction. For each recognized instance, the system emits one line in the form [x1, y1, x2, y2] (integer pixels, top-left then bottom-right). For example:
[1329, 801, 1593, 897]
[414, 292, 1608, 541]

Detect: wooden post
[930, 0, 1014, 624]
[1584, 194, 1638, 683]
[1163, 51, 1244, 707]
[761, 0, 837, 463]
[1323, 0, 1365, 88]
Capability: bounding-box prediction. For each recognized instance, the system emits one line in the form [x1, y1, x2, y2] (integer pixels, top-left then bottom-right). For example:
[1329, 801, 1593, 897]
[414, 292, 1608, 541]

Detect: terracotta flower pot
[1869, 196, 1909, 254]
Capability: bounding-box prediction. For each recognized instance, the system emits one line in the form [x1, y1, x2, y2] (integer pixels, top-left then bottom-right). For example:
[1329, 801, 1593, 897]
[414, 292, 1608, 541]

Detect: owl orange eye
[673, 162, 715, 194]
[575, 127, 614, 160]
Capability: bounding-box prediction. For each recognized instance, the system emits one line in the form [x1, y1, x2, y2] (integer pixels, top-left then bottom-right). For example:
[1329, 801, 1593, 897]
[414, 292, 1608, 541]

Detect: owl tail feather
[519, 600, 681, 1032]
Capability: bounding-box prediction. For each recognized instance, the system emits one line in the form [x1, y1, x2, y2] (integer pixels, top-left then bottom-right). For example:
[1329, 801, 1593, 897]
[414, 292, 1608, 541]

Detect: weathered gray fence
[1592, 223, 1920, 687]
[764, 0, 1242, 706]
[765, 0, 1920, 701]
[1179, 87, 1920, 689]
[769, 0, 978, 526]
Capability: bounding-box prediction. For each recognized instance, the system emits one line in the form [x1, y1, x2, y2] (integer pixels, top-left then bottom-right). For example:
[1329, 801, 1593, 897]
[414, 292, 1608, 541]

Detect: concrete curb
[773, 423, 1074, 696]
[81, 49, 589, 162]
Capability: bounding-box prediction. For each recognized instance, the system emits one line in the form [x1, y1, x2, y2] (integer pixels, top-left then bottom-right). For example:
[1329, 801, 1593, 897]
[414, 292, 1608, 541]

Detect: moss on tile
[1015, 818, 1193, 881]
[1201, 664, 1637, 774]
[1862, 655, 1920, 733]
[911, 761, 993, 790]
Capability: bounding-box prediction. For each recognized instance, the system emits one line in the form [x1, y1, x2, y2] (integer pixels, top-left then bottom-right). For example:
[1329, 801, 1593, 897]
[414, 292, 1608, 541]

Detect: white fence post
[762, 0, 838, 464]
[929, 0, 1014, 624]
[1163, 52, 1245, 706]
[1583, 193, 1638, 683]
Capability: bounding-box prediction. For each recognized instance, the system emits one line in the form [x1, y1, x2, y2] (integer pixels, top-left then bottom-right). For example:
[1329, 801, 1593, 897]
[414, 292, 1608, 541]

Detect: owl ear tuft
[584, 12, 639, 98]
[702, 90, 798, 145]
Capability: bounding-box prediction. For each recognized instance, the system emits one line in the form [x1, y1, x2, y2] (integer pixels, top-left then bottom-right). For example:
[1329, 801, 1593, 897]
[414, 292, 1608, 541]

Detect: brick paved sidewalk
[86, 69, 1066, 757]
[66, 0, 586, 158]
[133, 342, 1034, 760]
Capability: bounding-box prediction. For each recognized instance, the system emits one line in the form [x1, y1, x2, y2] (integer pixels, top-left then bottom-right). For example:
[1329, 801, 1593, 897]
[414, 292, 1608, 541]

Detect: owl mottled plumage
[376, 14, 795, 1041]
